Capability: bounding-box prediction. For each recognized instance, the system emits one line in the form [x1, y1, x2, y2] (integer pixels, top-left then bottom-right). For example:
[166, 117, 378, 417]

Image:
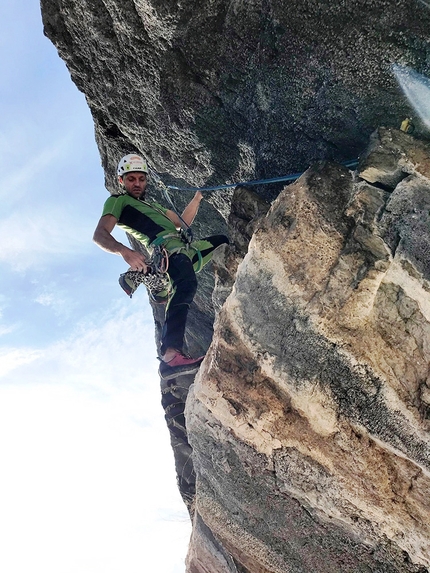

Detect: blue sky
[0, 1, 190, 572]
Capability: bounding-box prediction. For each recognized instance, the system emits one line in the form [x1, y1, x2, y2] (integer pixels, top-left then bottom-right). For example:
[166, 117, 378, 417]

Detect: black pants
[160, 234, 229, 354]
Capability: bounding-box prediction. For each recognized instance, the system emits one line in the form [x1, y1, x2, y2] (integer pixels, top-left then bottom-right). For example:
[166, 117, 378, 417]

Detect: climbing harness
[151, 230, 203, 272]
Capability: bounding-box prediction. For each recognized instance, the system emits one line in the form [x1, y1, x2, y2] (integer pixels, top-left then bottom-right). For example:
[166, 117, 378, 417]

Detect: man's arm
[93, 214, 148, 272]
[165, 192, 203, 228]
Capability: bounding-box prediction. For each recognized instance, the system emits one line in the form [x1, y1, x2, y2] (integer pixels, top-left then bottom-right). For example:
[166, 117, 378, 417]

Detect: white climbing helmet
[117, 154, 148, 178]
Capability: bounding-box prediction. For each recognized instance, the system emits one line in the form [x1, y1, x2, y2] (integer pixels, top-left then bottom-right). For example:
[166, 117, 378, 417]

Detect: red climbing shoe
[159, 351, 205, 380]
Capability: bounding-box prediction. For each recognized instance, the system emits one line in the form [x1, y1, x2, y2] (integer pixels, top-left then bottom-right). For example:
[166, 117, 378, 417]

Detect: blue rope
[166, 159, 359, 193]
[147, 159, 359, 240]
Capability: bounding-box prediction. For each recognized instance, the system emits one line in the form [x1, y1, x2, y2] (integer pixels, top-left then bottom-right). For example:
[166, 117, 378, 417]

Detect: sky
[3, 3, 430, 573]
[0, 1, 191, 572]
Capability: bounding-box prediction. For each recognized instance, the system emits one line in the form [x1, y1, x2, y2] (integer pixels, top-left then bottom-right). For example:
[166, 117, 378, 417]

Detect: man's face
[122, 171, 148, 199]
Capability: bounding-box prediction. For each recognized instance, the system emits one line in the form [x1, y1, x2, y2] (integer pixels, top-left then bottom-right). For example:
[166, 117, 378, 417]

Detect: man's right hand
[121, 247, 148, 273]
[93, 214, 148, 273]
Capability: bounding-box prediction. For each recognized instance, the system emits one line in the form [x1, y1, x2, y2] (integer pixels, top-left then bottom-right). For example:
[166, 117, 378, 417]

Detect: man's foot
[158, 351, 205, 380]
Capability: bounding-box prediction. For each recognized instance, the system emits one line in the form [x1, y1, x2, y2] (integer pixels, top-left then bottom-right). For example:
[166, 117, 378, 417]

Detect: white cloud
[0, 347, 42, 378]
[34, 288, 74, 320]
[0, 207, 92, 270]
[0, 303, 192, 573]
[0, 138, 71, 203]
[0, 384, 191, 573]
[35, 292, 56, 306]
[0, 296, 16, 336]
[1, 301, 159, 391]
[0, 324, 16, 336]
[42, 305, 159, 393]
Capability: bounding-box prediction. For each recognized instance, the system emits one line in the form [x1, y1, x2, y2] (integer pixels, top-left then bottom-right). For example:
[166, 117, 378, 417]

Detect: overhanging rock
[41, 0, 430, 197]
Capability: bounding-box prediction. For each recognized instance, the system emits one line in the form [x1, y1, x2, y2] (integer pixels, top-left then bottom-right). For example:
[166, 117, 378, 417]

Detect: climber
[93, 153, 229, 380]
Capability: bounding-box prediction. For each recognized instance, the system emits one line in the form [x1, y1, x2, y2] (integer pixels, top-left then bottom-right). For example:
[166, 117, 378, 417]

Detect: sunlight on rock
[392, 64, 430, 130]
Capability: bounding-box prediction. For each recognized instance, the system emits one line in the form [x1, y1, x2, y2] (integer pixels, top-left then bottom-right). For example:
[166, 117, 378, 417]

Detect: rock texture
[39, 1, 430, 571]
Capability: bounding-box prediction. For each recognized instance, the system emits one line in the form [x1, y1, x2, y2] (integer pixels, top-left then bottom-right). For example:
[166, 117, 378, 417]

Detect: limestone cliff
[40, 1, 430, 571]
[187, 128, 430, 572]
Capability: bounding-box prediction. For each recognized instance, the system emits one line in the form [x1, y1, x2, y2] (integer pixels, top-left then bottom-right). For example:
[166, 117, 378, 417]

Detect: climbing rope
[147, 157, 358, 224]
[164, 159, 359, 193]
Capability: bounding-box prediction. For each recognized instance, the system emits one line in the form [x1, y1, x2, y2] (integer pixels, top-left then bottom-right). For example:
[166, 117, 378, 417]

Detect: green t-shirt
[102, 194, 178, 249]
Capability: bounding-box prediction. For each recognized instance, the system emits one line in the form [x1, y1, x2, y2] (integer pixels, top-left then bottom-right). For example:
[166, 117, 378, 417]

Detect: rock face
[39, 1, 430, 571]
[186, 128, 430, 572]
